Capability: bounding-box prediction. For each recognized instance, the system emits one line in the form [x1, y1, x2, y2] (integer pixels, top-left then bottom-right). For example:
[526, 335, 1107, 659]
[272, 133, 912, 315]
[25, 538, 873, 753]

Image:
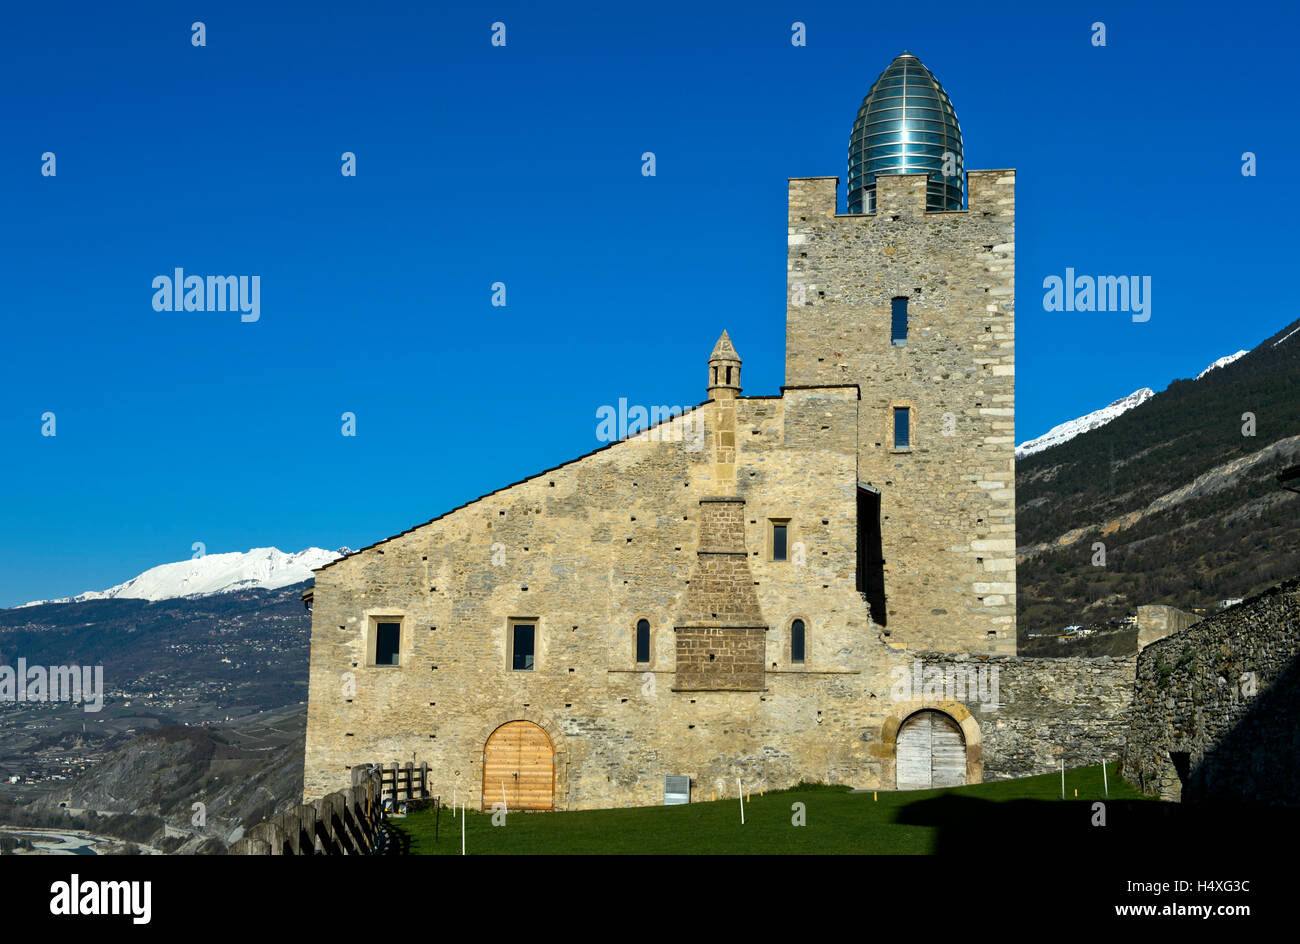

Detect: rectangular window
[891, 297, 908, 346]
[893, 407, 910, 450]
[791, 620, 806, 665]
[772, 522, 788, 562]
[511, 623, 535, 671]
[369, 618, 402, 666]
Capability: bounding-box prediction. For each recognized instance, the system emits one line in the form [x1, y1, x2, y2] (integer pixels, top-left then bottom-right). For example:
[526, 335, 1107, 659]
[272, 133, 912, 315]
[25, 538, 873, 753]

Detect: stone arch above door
[879, 699, 983, 788]
[471, 710, 568, 809]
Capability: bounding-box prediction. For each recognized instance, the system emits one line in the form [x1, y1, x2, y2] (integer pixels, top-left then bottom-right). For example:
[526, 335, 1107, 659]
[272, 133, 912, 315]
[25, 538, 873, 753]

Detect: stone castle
[302, 53, 1133, 810]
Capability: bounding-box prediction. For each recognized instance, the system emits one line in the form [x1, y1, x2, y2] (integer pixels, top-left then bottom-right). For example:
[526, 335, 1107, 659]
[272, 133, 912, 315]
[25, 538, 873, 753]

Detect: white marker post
[501, 782, 508, 815]
[738, 778, 744, 825]
[1103, 761, 1109, 798]
[461, 801, 465, 855]
[1060, 759, 1065, 799]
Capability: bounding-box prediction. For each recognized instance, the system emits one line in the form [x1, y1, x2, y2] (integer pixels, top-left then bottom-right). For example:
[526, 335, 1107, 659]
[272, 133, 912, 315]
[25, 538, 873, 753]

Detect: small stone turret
[707, 331, 742, 400]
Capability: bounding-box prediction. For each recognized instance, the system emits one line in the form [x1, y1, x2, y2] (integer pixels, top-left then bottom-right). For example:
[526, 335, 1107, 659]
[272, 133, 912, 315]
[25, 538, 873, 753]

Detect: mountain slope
[1016, 351, 1256, 459]
[1016, 316, 1300, 637]
[1197, 350, 1249, 379]
[19, 546, 345, 607]
[1016, 388, 1154, 458]
[16, 709, 307, 854]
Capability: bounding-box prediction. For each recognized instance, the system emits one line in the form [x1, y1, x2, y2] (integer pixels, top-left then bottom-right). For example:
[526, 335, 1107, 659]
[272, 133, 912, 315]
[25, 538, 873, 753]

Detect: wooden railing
[230, 765, 384, 855]
[381, 761, 428, 804]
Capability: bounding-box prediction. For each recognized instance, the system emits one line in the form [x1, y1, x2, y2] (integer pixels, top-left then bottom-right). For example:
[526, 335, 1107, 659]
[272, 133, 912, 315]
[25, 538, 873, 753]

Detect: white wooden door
[896, 710, 966, 789]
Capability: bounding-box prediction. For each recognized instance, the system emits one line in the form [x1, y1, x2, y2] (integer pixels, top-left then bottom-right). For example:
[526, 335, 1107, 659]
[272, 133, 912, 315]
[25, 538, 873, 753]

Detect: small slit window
[891, 297, 908, 346]
[894, 407, 911, 450]
[635, 619, 651, 664]
[772, 521, 789, 562]
[791, 619, 806, 664]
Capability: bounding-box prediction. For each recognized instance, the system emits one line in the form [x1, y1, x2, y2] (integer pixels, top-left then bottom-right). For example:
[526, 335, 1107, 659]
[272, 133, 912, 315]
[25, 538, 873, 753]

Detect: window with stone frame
[369, 617, 403, 667]
[891, 296, 908, 345]
[510, 619, 537, 671]
[769, 518, 792, 562]
[892, 405, 912, 451]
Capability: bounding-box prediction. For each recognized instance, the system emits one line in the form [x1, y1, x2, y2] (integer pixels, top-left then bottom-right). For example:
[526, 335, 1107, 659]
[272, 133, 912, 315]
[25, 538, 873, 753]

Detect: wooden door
[929, 711, 966, 787]
[483, 721, 554, 811]
[896, 710, 966, 790]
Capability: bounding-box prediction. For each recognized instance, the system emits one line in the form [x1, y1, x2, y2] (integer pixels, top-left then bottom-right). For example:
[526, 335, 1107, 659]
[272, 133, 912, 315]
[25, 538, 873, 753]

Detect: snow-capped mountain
[1196, 350, 1248, 379]
[18, 547, 349, 608]
[1016, 344, 1266, 460]
[1015, 388, 1155, 459]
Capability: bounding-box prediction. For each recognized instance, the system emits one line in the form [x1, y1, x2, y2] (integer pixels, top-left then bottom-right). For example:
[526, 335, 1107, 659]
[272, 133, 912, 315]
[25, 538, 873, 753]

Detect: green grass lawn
[389, 763, 1154, 854]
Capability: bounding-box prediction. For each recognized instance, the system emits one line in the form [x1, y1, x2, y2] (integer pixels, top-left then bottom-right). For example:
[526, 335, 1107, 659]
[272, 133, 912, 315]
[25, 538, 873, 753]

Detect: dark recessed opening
[1169, 751, 1192, 784]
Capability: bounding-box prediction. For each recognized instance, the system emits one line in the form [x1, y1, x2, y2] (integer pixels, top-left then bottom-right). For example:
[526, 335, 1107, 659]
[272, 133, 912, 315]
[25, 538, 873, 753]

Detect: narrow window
[772, 522, 788, 562]
[512, 623, 535, 671]
[635, 619, 651, 664]
[857, 486, 887, 626]
[725, 366, 732, 384]
[891, 297, 908, 346]
[791, 619, 806, 664]
[893, 407, 910, 450]
[374, 621, 401, 666]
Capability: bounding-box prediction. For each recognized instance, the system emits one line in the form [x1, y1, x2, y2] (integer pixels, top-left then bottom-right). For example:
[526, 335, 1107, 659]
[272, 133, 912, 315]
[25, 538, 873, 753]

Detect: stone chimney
[673, 496, 767, 691]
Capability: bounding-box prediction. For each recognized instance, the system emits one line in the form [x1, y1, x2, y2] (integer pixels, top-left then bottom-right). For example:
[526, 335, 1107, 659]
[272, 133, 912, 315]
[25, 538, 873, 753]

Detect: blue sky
[1, 0, 1296, 605]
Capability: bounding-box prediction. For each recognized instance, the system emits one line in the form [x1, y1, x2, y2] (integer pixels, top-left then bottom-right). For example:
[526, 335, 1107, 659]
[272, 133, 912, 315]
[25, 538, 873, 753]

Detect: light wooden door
[896, 710, 966, 790]
[483, 721, 554, 811]
[930, 712, 966, 787]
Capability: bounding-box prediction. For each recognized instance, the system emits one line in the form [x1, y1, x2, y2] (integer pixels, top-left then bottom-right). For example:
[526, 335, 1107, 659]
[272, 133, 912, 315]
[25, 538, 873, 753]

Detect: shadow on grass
[893, 793, 1300, 855]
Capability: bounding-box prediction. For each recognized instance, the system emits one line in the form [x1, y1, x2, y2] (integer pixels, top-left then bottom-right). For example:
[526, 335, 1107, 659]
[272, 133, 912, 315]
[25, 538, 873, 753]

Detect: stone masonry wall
[1123, 578, 1300, 805]
[303, 373, 1133, 810]
[976, 655, 1134, 779]
[673, 496, 767, 691]
[785, 171, 1016, 654]
[301, 163, 1147, 812]
[1136, 604, 1202, 650]
[304, 385, 922, 809]
[674, 627, 767, 692]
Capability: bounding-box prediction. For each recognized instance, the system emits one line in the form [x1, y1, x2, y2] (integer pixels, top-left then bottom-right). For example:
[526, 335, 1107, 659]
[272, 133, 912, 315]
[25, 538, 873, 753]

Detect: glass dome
[847, 52, 964, 213]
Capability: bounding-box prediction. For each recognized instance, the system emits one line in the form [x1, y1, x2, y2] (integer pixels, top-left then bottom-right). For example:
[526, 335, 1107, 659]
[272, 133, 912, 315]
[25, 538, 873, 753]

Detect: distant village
[1025, 597, 1244, 642]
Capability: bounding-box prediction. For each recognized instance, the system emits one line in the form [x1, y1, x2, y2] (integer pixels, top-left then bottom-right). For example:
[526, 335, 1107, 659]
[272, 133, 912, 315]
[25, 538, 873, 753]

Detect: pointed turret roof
[709, 330, 741, 362]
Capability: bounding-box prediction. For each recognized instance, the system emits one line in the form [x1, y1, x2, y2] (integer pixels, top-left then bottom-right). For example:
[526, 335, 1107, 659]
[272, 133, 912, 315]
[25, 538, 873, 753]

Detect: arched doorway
[483, 720, 555, 811]
[896, 709, 967, 790]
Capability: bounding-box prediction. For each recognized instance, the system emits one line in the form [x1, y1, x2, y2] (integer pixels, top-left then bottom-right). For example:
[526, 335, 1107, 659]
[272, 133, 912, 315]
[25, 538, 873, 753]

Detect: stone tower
[707, 330, 742, 400]
[785, 52, 1016, 654]
[707, 331, 741, 497]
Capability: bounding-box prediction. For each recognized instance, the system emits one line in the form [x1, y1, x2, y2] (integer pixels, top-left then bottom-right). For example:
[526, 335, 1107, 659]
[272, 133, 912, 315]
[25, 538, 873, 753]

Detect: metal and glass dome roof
[847, 52, 964, 213]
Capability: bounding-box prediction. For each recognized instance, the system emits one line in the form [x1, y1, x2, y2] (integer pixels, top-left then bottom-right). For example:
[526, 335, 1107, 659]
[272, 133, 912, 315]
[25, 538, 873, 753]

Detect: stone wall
[674, 627, 766, 692]
[303, 386, 909, 808]
[1136, 604, 1201, 650]
[673, 496, 767, 691]
[1122, 578, 1300, 805]
[298, 166, 1137, 815]
[972, 654, 1135, 779]
[785, 171, 1016, 654]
